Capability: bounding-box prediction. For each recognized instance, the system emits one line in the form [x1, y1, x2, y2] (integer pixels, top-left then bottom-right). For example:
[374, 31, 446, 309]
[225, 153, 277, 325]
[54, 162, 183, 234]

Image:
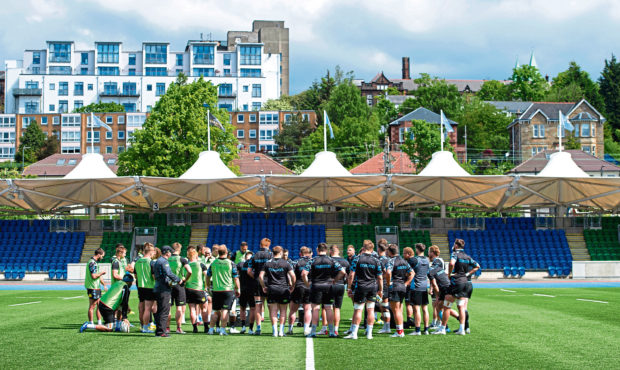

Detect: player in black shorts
[329, 244, 349, 336]
[247, 238, 273, 335]
[302, 243, 345, 338]
[167, 242, 192, 334]
[184, 248, 209, 333]
[428, 259, 453, 334]
[259, 246, 295, 337]
[237, 251, 255, 334]
[288, 247, 312, 335]
[434, 238, 479, 335]
[345, 240, 383, 340]
[428, 245, 446, 328]
[408, 243, 431, 335]
[385, 244, 413, 337]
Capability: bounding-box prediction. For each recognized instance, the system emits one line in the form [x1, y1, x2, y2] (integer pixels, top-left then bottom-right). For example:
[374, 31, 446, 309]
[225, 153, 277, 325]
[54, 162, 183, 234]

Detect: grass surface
[0, 288, 618, 369]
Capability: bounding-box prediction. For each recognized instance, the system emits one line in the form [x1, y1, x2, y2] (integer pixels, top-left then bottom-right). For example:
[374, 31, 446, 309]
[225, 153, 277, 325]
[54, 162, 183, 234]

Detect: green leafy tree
[262, 96, 294, 111]
[401, 119, 453, 173]
[324, 81, 369, 125]
[599, 55, 620, 133]
[507, 64, 548, 101]
[373, 95, 398, 133]
[409, 73, 464, 117]
[386, 86, 401, 95]
[477, 80, 509, 101]
[563, 132, 581, 150]
[547, 62, 604, 110]
[116, 77, 238, 177]
[15, 120, 46, 163]
[398, 97, 419, 115]
[74, 101, 125, 113]
[456, 99, 511, 154]
[335, 114, 381, 168]
[297, 126, 331, 168]
[274, 113, 313, 168]
[40, 130, 60, 159]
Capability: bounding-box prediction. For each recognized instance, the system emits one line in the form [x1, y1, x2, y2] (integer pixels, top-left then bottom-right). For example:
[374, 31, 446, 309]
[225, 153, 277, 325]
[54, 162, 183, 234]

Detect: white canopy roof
[537, 151, 589, 178]
[300, 151, 351, 177]
[418, 151, 470, 176]
[64, 153, 116, 179]
[179, 151, 236, 179]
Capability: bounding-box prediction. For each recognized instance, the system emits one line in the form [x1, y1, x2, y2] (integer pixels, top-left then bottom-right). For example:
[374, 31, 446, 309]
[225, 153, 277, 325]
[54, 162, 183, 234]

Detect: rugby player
[302, 243, 345, 338]
[110, 244, 130, 320]
[428, 254, 452, 333]
[234, 242, 248, 264]
[167, 242, 192, 334]
[408, 243, 431, 335]
[185, 248, 209, 333]
[385, 244, 413, 337]
[329, 244, 349, 336]
[247, 238, 273, 335]
[237, 251, 255, 334]
[376, 239, 391, 334]
[134, 243, 156, 333]
[428, 245, 445, 328]
[259, 246, 295, 337]
[206, 245, 241, 335]
[288, 247, 312, 335]
[80, 273, 134, 333]
[344, 240, 383, 340]
[84, 248, 106, 326]
[434, 239, 479, 335]
[152, 246, 184, 337]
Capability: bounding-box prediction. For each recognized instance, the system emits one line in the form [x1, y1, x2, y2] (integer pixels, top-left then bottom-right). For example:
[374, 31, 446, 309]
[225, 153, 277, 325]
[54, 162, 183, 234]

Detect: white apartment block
[4, 39, 281, 115]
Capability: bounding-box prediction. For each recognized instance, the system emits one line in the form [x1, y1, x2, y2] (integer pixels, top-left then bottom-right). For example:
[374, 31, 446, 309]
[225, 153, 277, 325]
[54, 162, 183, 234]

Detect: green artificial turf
[0, 288, 618, 369]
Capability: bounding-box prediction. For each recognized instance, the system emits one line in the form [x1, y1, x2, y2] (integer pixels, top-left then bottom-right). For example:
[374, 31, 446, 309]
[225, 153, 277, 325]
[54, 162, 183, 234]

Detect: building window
[74, 82, 84, 96]
[146, 84, 152, 91]
[156, 83, 165, 96]
[118, 131, 125, 140]
[106, 146, 113, 154]
[193, 68, 214, 77]
[176, 54, 183, 66]
[237, 130, 244, 138]
[98, 66, 120, 76]
[532, 124, 545, 138]
[86, 146, 101, 154]
[87, 84, 93, 91]
[219, 84, 233, 96]
[193, 45, 214, 64]
[61, 147, 80, 154]
[128, 54, 136, 65]
[33, 52, 40, 64]
[41, 117, 48, 125]
[242, 104, 249, 111]
[399, 127, 411, 142]
[118, 116, 125, 124]
[0, 132, 15, 143]
[106, 131, 113, 140]
[122, 82, 137, 95]
[22, 117, 33, 128]
[118, 146, 125, 153]
[106, 116, 113, 124]
[123, 103, 136, 112]
[243, 85, 249, 92]
[145, 44, 167, 64]
[580, 123, 590, 137]
[237, 114, 244, 123]
[252, 84, 261, 98]
[219, 104, 233, 111]
[240, 46, 261, 65]
[147, 105, 152, 112]
[48, 104, 55, 112]
[531, 146, 546, 156]
[240, 68, 261, 77]
[49, 66, 71, 75]
[24, 102, 39, 114]
[145, 67, 167, 76]
[591, 145, 596, 154]
[259, 113, 279, 125]
[128, 68, 136, 76]
[62, 115, 81, 126]
[32, 67, 40, 74]
[284, 114, 292, 122]
[223, 69, 230, 76]
[259, 129, 277, 140]
[104, 82, 118, 95]
[81, 52, 88, 65]
[61, 131, 81, 142]
[223, 54, 231, 66]
[49, 42, 71, 62]
[74, 100, 83, 110]
[249, 114, 256, 123]
[53, 116, 59, 125]
[249, 145, 256, 153]
[249, 129, 256, 138]
[58, 82, 68, 96]
[87, 131, 101, 143]
[49, 83, 55, 90]
[97, 43, 119, 63]
[302, 113, 310, 122]
[252, 102, 261, 111]
[80, 68, 88, 75]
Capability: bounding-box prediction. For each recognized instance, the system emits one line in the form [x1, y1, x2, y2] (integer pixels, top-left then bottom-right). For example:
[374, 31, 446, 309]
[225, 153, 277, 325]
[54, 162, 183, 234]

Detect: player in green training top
[167, 242, 192, 334]
[234, 242, 248, 264]
[206, 245, 240, 335]
[134, 243, 156, 333]
[185, 247, 209, 333]
[80, 273, 134, 333]
[85, 248, 107, 326]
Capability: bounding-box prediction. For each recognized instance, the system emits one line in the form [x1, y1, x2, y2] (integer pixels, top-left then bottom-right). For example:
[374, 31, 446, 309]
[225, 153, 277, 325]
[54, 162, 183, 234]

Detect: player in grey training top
[428, 245, 444, 328]
[408, 243, 430, 335]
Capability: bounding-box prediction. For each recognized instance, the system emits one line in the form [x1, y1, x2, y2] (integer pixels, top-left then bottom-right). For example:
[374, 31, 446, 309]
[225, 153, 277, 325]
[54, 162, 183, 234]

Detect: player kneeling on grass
[259, 245, 295, 337]
[385, 244, 413, 337]
[206, 245, 241, 335]
[81, 273, 134, 333]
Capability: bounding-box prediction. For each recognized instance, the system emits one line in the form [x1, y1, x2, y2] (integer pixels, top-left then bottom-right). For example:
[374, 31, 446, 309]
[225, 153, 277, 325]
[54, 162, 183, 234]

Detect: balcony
[218, 92, 237, 99]
[13, 88, 42, 96]
[99, 90, 140, 98]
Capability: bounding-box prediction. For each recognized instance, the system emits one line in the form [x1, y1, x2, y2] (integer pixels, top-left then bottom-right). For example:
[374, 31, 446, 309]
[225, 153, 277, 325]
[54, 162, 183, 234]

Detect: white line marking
[14, 297, 45, 299]
[533, 294, 555, 298]
[305, 337, 315, 370]
[9, 301, 41, 307]
[500, 289, 516, 293]
[576, 299, 608, 304]
[61, 295, 84, 300]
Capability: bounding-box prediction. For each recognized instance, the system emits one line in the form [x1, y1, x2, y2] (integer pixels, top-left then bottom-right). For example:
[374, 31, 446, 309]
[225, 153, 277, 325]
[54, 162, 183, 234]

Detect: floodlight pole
[21, 146, 29, 175]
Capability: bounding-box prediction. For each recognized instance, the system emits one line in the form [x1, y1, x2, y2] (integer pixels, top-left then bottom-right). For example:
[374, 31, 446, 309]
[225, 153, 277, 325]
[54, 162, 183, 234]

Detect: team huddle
[79, 237, 479, 339]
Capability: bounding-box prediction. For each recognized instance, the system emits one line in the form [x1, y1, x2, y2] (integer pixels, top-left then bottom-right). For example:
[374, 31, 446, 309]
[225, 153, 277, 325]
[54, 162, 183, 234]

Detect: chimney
[402, 57, 410, 80]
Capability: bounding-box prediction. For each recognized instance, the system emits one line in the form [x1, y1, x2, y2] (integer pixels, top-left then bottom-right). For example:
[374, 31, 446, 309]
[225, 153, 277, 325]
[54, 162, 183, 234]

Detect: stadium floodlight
[131, 189, 140, 197]
[17, 192, 24, 200]
[141, 189, 150, 198]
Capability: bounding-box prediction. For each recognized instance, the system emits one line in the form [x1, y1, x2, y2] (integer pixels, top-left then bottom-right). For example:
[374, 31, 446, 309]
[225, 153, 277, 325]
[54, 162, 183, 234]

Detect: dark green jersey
[84, 257, 100, 290]
[100, 281, 128, 310]
[168, 255, 188, 278]
[186, 261, 206, 290]
[135, 257, 155, 289]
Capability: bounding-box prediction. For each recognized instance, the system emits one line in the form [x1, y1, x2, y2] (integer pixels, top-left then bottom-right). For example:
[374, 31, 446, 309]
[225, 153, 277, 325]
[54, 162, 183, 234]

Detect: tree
[599, 55, 620, 133]
[335, 114, 381, 168]
[262, 96, 293, 111]
[409, 73, 464, 117]
[401, 119, 453, 173]
[373, 95, 398, 133]
[507, 64, 548, 101]
[398, 97, 419, 115]
[40, 130, 60, 159]
[563, 132, 581, 150]
[273, 113, 313, 168]
[477, 80, 509, 101]
[547, 61, 604, 110]
[74, 101, 125, 113]
[386, 86, 401, 95]
[15, 121, 46, 164]
[324, 81, 369, 125]
[456, 99, 511, 154]
[116, 76, 238, 177]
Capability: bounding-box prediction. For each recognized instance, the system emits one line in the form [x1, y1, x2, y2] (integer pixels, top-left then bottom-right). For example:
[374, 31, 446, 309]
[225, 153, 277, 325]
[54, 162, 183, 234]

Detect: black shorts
[267, 286, 291, 305]
[212, 291, 235, 311]
[138, 287, 156, 302]
[331, 284, 345, 309]
[185, 288, 207, 305]
[310, 284, 333, 305]
[438, 285, 451, 301]
[465, 281, 473, 299]
[411, 290, 429, 306]
[291, 285, 311, 305]
[87, 289, 102, 300]
[171, 284, 186, 306]
[405, 285, 411, 304]
[98, 303, 115, 325]
[239, 289, 256, 308]
[389, 287, 407, 303]
[451, 282, 469, 298]
[353, 285, 377, 304]
[251, 280, 266, 297]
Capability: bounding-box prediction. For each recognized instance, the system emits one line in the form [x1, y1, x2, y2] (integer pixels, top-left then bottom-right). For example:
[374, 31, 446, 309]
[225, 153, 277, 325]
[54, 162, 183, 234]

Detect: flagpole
[558, 110, 562, 152]
[440, 109, 444, 152]
[90, 112, 94, 153]
[323, 110, 327, 152]
[207, 109, 211, 150]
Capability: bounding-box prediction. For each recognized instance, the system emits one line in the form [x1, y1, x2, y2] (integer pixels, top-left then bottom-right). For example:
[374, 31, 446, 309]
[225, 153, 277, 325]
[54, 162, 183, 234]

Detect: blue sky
[1, 0, 619, 94]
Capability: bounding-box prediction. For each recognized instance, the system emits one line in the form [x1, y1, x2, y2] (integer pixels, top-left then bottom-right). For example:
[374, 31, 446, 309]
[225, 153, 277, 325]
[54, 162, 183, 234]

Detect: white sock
[304, 323, 309, 332]
[459, 324, 465, 332]
[272, 324, 277, 334]
[351, 324, 359, 335]
[97, 320, 102, 325]
[396, 324, 403, 330]
[279, 324, 284, 334]
[87, 321, 93, 325]
[86, 323, 96, 329]
[367, 325, 373, 335]
[334, 325, 339, 332]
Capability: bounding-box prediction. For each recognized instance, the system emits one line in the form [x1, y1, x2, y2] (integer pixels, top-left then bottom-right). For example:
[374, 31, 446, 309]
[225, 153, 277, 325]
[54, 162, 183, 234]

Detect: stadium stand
[342, 225, 431, 253]
[584, 217, 620, 261]
[100, 231, 133, 263]
[0, 220, 85, 280]
[207, 213, 325, 255]
[124, 213, 191, 254]
[449, 218, 573, 276]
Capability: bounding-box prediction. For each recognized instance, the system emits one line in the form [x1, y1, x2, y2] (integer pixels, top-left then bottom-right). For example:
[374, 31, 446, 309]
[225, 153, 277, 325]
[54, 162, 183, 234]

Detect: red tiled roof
[23, 153, 119, 177]
[232, 152, 292, 175]
[350, 152, 415, 175]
